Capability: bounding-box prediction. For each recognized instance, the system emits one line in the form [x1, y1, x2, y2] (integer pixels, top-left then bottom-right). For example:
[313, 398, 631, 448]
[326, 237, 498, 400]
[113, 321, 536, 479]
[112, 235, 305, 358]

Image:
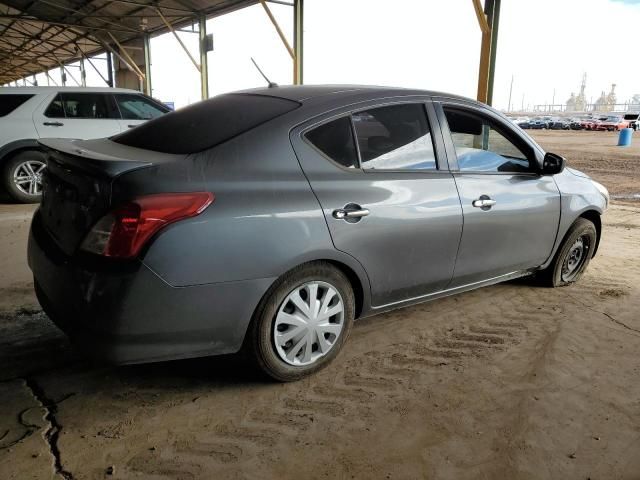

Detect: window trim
[44, 92, 121, 120]
[435, 100, 542, 176]
[302, 114, 361, 171]
[301, 99, 448, 174]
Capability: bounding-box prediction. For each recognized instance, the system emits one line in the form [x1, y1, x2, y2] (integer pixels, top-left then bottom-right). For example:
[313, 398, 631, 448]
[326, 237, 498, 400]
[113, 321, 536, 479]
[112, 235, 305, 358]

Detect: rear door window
[45, 93, 119, 119]
[0, 94, 34, 117]
[352, 104, 437, 170]
[305, 117, 358, 168]
[114, 94, 169, 120]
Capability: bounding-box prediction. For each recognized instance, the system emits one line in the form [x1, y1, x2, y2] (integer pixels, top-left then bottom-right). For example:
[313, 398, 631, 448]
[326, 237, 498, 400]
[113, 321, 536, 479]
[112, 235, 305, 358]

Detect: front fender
[539, 169, 607, 269]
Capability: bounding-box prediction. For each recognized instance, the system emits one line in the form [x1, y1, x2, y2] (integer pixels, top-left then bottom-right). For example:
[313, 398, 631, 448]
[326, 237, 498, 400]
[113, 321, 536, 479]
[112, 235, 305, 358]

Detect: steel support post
[486, 0, 501, 106]
[473, 0, 492, 104]
[107, 50, 114, 87]
[143, 33, 152, 95]
[80, 57, 86, 86]
[199, 15, 209, 99]
[293, 0, 303, 84]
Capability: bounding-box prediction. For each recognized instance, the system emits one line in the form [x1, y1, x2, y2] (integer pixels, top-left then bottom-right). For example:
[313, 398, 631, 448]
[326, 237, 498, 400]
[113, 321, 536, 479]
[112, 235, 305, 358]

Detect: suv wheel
[247, 262, 355, 382]
[2, 150, 46, 203]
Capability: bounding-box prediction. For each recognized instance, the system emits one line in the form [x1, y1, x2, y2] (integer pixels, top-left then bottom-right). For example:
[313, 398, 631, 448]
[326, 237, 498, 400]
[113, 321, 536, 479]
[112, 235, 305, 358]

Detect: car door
[291, 100, 463, 307]
[434, 100, 561, 288]
[33, 92, 122, 139]
[113, 93, 169, 131]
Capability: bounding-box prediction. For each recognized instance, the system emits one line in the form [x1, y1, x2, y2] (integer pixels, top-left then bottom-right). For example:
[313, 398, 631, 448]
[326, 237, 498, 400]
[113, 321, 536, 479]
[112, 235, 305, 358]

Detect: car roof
[234, 84, 472, 104]
[0, 86, 143, 94]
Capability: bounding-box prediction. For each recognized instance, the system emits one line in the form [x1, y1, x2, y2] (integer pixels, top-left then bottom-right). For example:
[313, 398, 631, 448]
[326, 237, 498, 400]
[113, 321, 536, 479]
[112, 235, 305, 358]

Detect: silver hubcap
[274, 281, 345, 366]
[13, 160, 45, 196]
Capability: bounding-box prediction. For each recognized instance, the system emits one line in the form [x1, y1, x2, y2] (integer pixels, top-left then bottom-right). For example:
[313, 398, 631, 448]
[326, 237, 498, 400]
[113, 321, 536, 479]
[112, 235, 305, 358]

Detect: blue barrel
[618, 128, 633, 146]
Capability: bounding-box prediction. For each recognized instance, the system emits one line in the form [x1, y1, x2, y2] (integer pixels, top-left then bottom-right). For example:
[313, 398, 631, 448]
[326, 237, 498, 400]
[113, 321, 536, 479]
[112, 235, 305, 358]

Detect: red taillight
[81, 192, 214, 259]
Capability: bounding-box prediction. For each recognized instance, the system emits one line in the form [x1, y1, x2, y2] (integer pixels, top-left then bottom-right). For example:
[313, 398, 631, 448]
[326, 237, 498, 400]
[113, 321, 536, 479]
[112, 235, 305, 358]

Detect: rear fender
[0, 139, 41, 163]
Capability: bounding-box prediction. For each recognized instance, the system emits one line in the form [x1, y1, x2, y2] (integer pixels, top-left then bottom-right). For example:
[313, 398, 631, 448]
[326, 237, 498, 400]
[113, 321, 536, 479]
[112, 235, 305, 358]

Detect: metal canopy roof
[0, 0, 258, 84]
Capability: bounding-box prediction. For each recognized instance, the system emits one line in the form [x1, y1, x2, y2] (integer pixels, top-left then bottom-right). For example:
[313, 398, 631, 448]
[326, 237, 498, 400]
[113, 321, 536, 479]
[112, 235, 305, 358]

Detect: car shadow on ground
[0, 191, 17, 204]
[1, 275, 547, 387]
[0, 307, 270, 389]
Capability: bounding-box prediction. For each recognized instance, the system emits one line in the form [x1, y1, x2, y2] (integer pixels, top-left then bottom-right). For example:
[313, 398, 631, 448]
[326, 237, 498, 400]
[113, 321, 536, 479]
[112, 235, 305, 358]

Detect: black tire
[1, 150, 46, 203]
[539, 218, 598, 287]
[246, 261, 355, 382]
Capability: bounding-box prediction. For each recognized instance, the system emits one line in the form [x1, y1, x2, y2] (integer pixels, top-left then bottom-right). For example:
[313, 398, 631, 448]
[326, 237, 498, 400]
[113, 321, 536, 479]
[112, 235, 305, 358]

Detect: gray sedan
[27, 86, 609, 381]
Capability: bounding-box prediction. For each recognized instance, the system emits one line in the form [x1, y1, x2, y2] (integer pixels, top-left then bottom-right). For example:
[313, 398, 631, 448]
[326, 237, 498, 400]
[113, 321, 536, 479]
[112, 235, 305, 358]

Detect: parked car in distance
[579, 117, 600, 130]
[548, 118, 571, 130]
[528, 117, 548, 129]
[595, 116, 628, 131]
[517, 118, 532, 129]
[0, 87, 171, 203]
[28, 85, 609, 381]
[513, 117, 530, 128]
[623, 112, 639, 131]
[569, 118, 584, 130]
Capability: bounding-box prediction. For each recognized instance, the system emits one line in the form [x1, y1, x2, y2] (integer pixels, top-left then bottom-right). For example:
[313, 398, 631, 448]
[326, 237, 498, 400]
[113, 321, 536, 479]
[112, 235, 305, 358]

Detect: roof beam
[472, 0, 490, 33]
[155, 6, 200, 71]
[105, 32, 145, 79]
[106, 0, 196, 14]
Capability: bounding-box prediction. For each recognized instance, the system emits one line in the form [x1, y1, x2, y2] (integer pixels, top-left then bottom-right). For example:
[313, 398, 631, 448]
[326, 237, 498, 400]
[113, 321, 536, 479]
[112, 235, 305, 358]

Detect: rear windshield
[0, 94, 34, 117]
[624, 113, 639, 120]
[112, 93, 301, 154]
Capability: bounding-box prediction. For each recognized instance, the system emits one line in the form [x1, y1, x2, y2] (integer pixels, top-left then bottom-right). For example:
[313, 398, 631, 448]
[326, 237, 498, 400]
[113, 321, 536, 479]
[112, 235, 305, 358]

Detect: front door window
[443, 107, 532, 173]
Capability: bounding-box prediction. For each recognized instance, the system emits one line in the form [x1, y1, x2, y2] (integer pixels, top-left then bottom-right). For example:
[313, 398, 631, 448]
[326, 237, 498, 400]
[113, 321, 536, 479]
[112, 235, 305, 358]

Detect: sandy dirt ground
[529, 130, 640, 204]
[1, 131, 639, 479]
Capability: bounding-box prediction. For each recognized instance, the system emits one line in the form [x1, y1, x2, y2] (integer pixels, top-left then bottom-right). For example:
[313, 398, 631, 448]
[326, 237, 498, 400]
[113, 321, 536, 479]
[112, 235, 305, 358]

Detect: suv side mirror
[541, 152, 565, 175]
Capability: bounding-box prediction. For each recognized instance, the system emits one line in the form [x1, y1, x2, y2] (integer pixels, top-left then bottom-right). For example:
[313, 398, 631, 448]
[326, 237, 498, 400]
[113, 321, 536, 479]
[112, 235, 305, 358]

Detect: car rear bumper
[28, 210, 275, 364]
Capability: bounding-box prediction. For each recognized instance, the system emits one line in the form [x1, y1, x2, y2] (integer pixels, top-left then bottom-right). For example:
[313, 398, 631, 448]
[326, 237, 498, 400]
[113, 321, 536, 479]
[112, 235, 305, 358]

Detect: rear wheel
[539, 218, 597, 287]
[247, 262, 355, 382]
[2, 150, 46, 203]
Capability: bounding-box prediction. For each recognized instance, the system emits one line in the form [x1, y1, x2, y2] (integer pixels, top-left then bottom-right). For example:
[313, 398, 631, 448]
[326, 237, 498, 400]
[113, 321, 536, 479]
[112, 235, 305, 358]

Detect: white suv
[623, 112, 639, 131]
[0, 87, 170, 203]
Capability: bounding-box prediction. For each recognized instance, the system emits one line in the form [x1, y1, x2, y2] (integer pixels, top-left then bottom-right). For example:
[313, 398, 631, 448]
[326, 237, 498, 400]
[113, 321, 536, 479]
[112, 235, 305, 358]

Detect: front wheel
[2, 150, 46, 203]
[247, 262, 355, 382]
[539, 218, 597, 287]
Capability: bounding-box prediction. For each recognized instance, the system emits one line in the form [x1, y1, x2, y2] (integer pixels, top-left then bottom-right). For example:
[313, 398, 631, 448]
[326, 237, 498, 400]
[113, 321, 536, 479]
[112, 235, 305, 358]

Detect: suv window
[45, 93, 118, 119]
[114, 93, 169, 120]
[0, 94, 34, 117]
[305, 117, 358, 168]
[443, 107, 531, 173]
[113, 93, 300, 154]
[352, 104, 437, 170]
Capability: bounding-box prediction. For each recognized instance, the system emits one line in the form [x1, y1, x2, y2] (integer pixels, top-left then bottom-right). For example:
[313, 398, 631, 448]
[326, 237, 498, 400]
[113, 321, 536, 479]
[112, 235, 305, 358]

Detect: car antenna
[251, 57, 278, 88]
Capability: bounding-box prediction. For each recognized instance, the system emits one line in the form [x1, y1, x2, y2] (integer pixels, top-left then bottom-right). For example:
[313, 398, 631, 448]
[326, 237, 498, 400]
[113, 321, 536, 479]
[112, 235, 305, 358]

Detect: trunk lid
[38, 138, 180, 256]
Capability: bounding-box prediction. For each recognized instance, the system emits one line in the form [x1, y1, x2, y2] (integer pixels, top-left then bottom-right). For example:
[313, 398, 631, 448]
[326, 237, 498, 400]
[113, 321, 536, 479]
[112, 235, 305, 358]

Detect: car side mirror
[541, 152, 565, 175]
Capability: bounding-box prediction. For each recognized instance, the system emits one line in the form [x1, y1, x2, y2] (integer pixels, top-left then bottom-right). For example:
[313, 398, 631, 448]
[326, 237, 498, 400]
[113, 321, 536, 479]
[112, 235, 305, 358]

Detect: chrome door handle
[333, 208, 370, 219]
[472, 196, 497, 210]
[332, 204, 370, 222]
[472, 199, 496, 207]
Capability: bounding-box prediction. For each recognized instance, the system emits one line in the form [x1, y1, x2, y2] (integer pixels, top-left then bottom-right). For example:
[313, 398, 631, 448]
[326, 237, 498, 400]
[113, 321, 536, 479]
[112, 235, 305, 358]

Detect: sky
[7, 0, 640, 112]
[148, 0, 640, 111]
